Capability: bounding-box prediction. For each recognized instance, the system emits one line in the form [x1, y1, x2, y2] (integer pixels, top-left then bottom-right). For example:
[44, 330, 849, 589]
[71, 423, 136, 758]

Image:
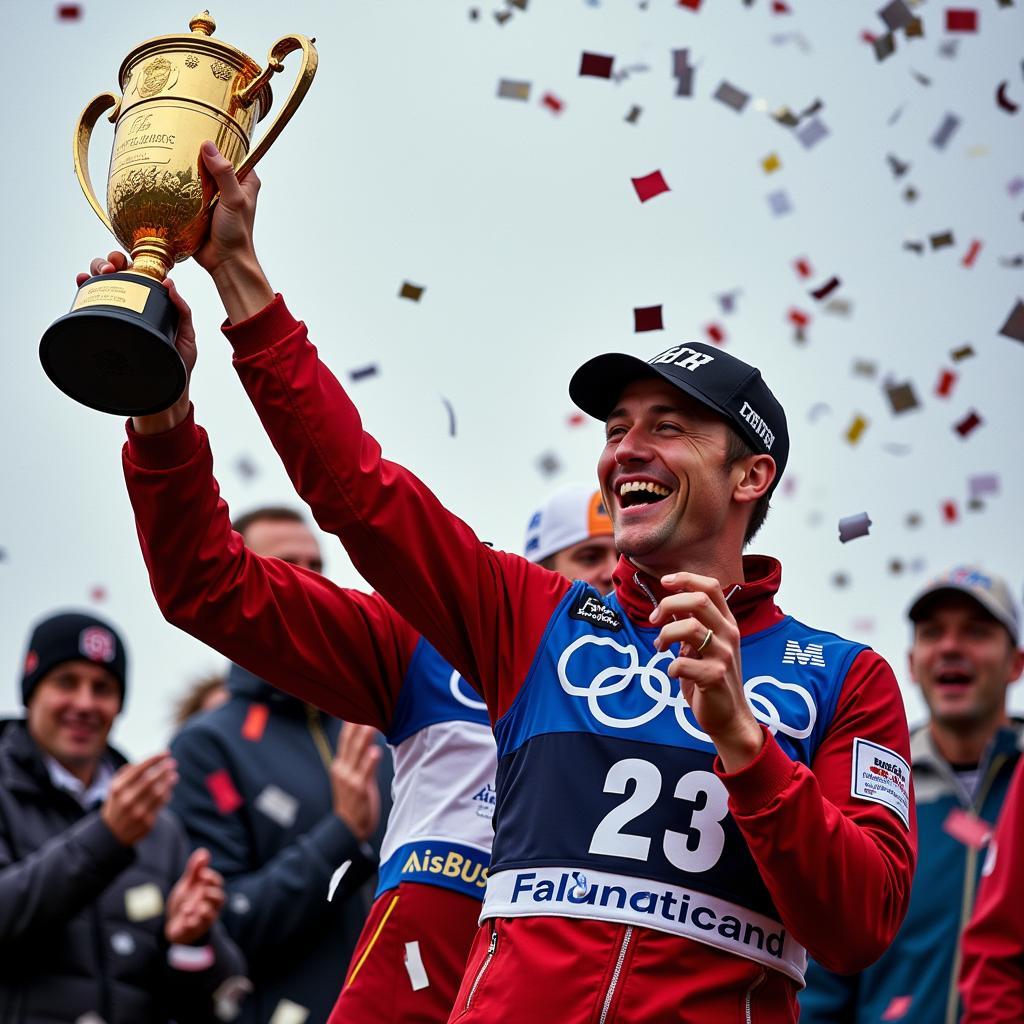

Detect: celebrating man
[115, 143, 915, 1023]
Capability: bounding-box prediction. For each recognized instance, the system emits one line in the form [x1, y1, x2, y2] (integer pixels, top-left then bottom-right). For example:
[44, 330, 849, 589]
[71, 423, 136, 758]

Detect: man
[168, 505, 394, 1024]
[0, 610, 244, 1023]
[110, 141, 916, 1022]
[960, 753, 1024, 1022]
[802, 566, 1024, 1024]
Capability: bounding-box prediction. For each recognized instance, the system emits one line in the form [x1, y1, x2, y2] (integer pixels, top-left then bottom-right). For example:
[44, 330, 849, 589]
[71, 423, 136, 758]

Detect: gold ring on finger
[696, 627, 714, 653]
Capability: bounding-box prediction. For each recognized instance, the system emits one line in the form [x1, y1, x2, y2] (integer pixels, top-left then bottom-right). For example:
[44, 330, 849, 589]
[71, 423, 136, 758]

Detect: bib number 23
[588, 758, 729, 872]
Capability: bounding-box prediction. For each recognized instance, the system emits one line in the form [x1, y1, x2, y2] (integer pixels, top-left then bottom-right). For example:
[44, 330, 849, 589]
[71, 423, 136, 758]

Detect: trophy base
[39, 272, 186, 416]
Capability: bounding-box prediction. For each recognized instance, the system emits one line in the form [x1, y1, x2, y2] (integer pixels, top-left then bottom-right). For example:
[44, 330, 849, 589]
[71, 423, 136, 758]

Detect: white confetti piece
[124, 882, 163, 922]
[254, 784, 299, 829]
[404, 940, 430, 991]
[269, 999, 309, 1024]
[328, 859, 352, 903]
[168, 943, 215, 972]
[214, 976, 253, 1022]
[110, 930, 135, 956]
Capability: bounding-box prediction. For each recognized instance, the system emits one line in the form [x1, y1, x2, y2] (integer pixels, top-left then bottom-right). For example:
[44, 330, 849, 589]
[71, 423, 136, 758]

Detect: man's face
[548, 535, 618, 593]
[909, 593, 1024, 730]
[597, 378, 739, 566]
[26, 661, 121, 773]
[243, 518, 324, 574]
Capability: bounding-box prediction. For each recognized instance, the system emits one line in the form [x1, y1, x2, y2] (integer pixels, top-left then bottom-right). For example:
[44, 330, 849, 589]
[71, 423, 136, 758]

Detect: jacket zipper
[464, 924, 498, 1011]
[744, 968, 766, 1023]
[943, 752, 1008, 1024]
[598, 925, 633, 1024]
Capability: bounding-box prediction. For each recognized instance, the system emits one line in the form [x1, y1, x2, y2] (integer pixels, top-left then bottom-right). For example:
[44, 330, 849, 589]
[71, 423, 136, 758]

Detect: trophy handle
[233, 35, 318, 183]
[74, 91, 121, 236]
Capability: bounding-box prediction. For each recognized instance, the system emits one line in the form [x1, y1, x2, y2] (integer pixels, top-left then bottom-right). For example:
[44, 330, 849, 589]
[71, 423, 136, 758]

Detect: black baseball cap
[569, 342, 789, 495]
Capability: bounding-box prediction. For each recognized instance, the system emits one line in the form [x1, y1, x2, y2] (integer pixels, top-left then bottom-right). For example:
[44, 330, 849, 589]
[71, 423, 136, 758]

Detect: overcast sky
[3, 0, 1022, 757]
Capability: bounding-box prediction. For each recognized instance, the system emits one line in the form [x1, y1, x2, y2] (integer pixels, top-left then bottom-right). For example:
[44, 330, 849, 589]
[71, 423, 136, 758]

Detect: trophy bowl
[39, 11, 317, 415]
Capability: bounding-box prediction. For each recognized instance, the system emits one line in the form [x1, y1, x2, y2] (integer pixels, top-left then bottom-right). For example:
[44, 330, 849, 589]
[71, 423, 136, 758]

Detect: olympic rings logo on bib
[556, 635, 817, 742]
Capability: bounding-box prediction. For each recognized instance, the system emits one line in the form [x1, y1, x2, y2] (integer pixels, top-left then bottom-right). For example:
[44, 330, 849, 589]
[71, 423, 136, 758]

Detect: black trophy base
[39, 271, 186, 416]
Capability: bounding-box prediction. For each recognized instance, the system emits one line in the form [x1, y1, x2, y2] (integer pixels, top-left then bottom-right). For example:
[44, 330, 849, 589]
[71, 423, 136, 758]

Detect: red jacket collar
[612, 554, 785, 637]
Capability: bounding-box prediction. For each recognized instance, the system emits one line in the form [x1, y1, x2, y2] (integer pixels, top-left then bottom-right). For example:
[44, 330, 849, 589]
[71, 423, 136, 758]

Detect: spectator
[802, 566, 1024, 1024]
[960, 754, 1024, 1023]
[0, 610, 244, 1023]
[173, 672, 229, 728]
[168, 507, 393, 1024]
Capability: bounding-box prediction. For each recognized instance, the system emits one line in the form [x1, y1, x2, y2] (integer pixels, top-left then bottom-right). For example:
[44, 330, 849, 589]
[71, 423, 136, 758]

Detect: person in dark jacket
[0, 610, 246, 1024]
[169, 506, 393, 1024]
[801, 566, 1024, 1024]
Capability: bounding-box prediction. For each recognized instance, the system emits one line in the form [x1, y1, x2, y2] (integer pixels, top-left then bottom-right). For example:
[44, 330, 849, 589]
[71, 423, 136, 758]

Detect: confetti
[788, 308, 811, 328]
[888, 559, 905, 575]
[241, 703, 269, 742]
[705, 323, 726, 344]
[882, 442, 913, 455]
[566, 411, 587, 428]
[903, 240, 925, 255]
[497, 79, 531, 101]
[886, 154, 910, 178]
[845, 414, 868, 445]
[950, 344, 975, 361]
[873, 33, 897, 62]
[713, 81, 750, 113]
[831, 572, 850, 588]
[879, 0, 915, 31]
[633, 305, 664, 332]
[997, 82, 1020, 114]
[206, 770, 244, 815]
[810, 276, 841, 301]
[838, 513, 872, 543]
[795, 116, 829, 149]
[579, 52, 614, 79]
[111, 931, 135, 956]
[235, 456, 259, 480]
[349, 364, 379, 382]
[399, 282, 425, 301]
[930, 231, 955, 250]
[885, 382, 920, 414]
[537, 451, 562, 477]
[999, 254, 1024, 268]
[761, 152, 781, 174]
[824, 298, 853, 316]
[961, 240, 982, 267]
[631, 170, 670, 202]
[269, 1000, 309, 1024]
[794, 257, 813, 279]
[255, 784, 299, 828]
[945, 9, 978, 32]
[624, 105, 643, 124]
[405, 941, 430, 991]
[930, 112, 961, 151]
[767, 189, 792, 216]
[168, 944, 215, 972]
[852, 359, 878, 379]
[941, 500, 958, 524]
[672, 49, 695, 97]
[938, 39, 960, 58]
[213, 977, 253, 1023]
[541, 92, 565, 114]
[905, 511, 923, 528]
[327, 860, 352, 902]
[910, 69, 932, 87]
[935, 368, 957, 397]
[1008, 176, 1024, 198]
[969, 473, 1000, 499]
[905, 17, 924, 38]
[441, 397, 456, 437]
[89, 586, 107, 603]
[125, 883, 164, 922]
[678, 0, 703, 10]
[953, 410, 983, 437]
[881, 994, 913, 1020]
[998, 299, 1024, 342]
[717, 290, 741, 314]
[57, 4, 81, 19]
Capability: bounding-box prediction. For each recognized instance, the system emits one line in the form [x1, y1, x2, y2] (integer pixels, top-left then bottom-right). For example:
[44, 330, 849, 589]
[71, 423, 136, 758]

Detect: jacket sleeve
[715, 649, 917, 972]
[122, 408, 420, 732]
[0, 810, 135, 944]
[159, 817, 249, 1024]
[168, 726, 377, 960]
[222, 295, 569, 719]
[798, 959, 860, 1023]
[959, 756, 1024, 1023]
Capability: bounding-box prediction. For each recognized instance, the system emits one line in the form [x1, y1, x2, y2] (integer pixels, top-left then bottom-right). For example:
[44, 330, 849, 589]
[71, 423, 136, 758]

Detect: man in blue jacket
[169, 506, 393, 1024]
[801, 566, 1024, 1024]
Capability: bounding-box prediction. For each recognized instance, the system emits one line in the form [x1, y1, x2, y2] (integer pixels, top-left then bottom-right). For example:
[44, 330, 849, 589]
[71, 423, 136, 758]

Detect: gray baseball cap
[907, 566, 1020, 644]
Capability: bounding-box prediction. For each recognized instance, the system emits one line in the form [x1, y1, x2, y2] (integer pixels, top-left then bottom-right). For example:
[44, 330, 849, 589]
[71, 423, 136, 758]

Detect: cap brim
[908, 584, 1018, 642]
[569, 352, 734, 425]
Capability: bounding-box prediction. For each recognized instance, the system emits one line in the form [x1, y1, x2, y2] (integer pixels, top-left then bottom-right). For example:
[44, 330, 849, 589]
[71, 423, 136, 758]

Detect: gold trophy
[39, 11, 317, 415]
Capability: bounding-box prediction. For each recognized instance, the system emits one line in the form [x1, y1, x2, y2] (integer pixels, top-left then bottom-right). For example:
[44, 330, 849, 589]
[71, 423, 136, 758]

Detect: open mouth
[935, 670, 974, 689]
[618, 480, 672, 509]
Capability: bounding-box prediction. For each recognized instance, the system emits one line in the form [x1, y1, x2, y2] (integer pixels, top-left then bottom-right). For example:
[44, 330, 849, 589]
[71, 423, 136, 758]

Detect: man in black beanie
[0, 610, 247, 1023]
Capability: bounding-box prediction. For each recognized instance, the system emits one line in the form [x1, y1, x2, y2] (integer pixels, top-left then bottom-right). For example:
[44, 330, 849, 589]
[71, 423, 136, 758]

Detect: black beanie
[21, 611, 128, 708]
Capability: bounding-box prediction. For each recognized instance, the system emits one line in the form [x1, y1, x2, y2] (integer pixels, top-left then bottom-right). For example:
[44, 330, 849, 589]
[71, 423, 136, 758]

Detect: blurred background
[2, 0, 1022, 755]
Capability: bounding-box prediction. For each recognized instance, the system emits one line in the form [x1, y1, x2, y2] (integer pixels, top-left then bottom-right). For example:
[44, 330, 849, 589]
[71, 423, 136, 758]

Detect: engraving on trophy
[136, 57, 179, 98]
[184, 54, 199, 69]
[72, 279, 151, 315]
[210, 60, 234, 81]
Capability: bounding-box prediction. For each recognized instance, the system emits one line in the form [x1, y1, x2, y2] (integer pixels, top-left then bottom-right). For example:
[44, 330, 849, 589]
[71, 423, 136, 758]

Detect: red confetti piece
[57, 3, 81, 18]
[954, 410, 983, 437]
[633, 305, 664, 332]
[945, 9, 978, 32]
[794, 257, 813, 279]
[961, 239, 982, 267]
[935, 368, 957, 397]
[881, 995, 913, 1020]
[631, 170, 670, 202]
[678, 0, 703, 9]
[579, 52, 614, 79]
[771, 0, 791, 11]
[206, 770, 244, 814]
[861, 30, 878, 45]
[88, 586, 107, 603]
[705, 323, 726, 344]
[788, 308, 810, 327]
[541, 92, 564, 114]
[566, 412, 587, 428]
[241, 703, 269, 742]
[941, 500, 958, 524]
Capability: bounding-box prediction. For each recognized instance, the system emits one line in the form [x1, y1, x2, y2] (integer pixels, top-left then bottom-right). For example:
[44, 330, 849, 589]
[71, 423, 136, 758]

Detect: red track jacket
[123, 296, 916, 1024]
